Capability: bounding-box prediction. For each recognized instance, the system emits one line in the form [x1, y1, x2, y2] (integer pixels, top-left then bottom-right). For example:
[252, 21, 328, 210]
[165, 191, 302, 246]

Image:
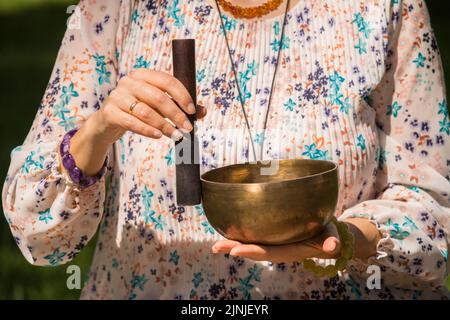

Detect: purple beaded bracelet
[59, 128, 107, 189]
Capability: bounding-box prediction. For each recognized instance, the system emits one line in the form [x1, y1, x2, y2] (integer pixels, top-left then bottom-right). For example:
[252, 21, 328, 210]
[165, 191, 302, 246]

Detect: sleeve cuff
[338, 211, 394, 263]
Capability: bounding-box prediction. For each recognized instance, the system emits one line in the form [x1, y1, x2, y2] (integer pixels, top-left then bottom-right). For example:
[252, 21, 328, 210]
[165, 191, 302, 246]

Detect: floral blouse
[2, 0, 450, 300]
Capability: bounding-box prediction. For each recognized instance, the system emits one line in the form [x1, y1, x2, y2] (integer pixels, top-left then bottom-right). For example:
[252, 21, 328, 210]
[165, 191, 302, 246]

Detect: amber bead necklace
[216, 0, 285, 19]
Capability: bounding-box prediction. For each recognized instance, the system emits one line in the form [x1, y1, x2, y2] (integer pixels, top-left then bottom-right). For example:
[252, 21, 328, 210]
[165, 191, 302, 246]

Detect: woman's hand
[212, 218, 381, 263]
[69, 69, 207, 175]
[93, 68, 207, 144]
[212, 222, 342, 263]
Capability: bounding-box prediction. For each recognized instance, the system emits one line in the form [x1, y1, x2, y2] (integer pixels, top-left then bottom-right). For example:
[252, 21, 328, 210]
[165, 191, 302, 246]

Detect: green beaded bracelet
[303, 217, 355, 278]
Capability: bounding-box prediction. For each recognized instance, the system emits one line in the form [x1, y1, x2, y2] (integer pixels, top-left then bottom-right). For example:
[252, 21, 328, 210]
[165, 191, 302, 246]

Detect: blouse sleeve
[339, 0, 450, 290]
[1, 0, 121, 266]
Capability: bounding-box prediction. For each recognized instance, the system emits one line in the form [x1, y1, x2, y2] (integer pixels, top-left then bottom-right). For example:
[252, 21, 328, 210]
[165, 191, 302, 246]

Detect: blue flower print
[21, 150, 45, 175]
[141, 186, 164, 230]
[192, 272, 203, 288]
[168, 0, 185, 28]
[58, 115, 77, 131]
[356, 134, 366, 151]
[195, 204, 205, 216]
[44, 248, 66, 266]
[93, 53, 106, 67]
[221, 14, 237, 32]
[165, 148, 174, 166]
[93, 53, 111, 84]
[169, 250, 180, 265]
[272, 19, 290, 53]
[52, 102, 70, 120]
[413, 53, 426, 68]
[131, 272, 148, 291]
[386, 218, 410, 240]
[131, 9, 139, 24]
[254, 132, 265, 145]
[352, 13, 372, 57]
[375, 147, 388, 169]
[302, 143, 330, 160]
[237, 264, 262, 300]
[142, 186, 154, 208]
[439, 118, 450, 135]
[329, 71, 351, 113]
[345, 276, 362, 300]
[270, 35, 290, 52]
[201, 221, 215, 235]
[273, 21, 280, 35]
[238, 61, 258, 104]
[38, 208, 53, 224]
[142, 209, 156, 225]
[355, 38, 367, 54]
[133, 56, 151, 69]
[386, 101, 402, 118]
[284, 98, 296, 111]
[247, 264, 262, 282]
[402, 216, 418, 231]
[96, 64, 111, 85]
[352, 13, 372, 39]
[60, 83, 79, 105]
[438, 100, 450, 135]
[330, 71, 345, 89]
[438, 100, 448, 117]
[197, 69, 206, 82]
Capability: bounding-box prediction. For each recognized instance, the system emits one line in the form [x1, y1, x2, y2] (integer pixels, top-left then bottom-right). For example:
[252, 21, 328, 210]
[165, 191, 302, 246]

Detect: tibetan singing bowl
[200, 159, 339, 245]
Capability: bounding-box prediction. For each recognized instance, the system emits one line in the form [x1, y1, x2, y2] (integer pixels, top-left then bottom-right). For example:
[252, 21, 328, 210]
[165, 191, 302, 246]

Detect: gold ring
[129, 100, 139, 115]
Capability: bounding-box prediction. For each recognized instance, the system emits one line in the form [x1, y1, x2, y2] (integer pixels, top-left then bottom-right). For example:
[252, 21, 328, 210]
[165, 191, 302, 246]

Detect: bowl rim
[200, 159, 338, 187]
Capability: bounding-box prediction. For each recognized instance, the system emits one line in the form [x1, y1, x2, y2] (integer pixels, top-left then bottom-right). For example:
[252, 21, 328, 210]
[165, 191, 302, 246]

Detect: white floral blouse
[2, 0, 450, 299]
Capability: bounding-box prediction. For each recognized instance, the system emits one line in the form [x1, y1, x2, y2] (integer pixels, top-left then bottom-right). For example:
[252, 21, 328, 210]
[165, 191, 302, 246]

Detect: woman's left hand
[212, 222, 342, 263]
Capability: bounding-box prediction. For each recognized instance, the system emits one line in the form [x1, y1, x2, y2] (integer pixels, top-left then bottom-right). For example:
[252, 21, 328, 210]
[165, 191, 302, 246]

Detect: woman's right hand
[67, 69, 207, 176]
[93, 68, 206, 144]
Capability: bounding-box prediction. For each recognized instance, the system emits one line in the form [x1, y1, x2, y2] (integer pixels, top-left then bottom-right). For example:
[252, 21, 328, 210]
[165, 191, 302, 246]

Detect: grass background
[0, 0, 449, 300]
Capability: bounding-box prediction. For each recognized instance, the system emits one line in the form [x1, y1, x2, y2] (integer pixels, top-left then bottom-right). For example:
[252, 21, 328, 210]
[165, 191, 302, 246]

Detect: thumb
[322, 237, 341, 258]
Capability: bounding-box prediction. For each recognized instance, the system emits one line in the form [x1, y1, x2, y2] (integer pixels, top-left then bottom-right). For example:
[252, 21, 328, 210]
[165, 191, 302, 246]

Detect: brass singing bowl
[200, 159, 339, 245]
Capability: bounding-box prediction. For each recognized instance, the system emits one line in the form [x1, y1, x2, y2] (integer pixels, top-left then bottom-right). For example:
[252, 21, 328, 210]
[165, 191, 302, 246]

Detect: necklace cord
[214, 0, 290, 162]
[262, 0, 290, 161]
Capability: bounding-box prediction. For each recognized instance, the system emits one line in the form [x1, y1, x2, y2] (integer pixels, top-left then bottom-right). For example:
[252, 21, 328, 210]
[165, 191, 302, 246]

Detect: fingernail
[328, 240, 337, 252]
[331, 243, 336, 252]
[171, 130, 184, 141]
[154, 130, 163, 138]
[183, 120, 193, 132]
[187, 103, 196, 114]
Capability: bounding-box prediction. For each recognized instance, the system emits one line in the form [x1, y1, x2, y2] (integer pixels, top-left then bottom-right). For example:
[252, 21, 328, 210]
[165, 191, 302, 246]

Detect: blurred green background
[0, 0, 449, 300]
[0, 0, 89, 299]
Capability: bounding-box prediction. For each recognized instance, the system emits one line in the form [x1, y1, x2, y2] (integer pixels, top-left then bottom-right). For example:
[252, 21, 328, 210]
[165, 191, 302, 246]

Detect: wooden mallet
[172, 39, 202, 206]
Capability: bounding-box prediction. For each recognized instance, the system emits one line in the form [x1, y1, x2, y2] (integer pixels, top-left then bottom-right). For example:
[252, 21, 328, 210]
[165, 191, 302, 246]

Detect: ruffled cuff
[4, 140, 109, 266]
[338, 211, 392, 263]
[337, 193, 448, 290]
